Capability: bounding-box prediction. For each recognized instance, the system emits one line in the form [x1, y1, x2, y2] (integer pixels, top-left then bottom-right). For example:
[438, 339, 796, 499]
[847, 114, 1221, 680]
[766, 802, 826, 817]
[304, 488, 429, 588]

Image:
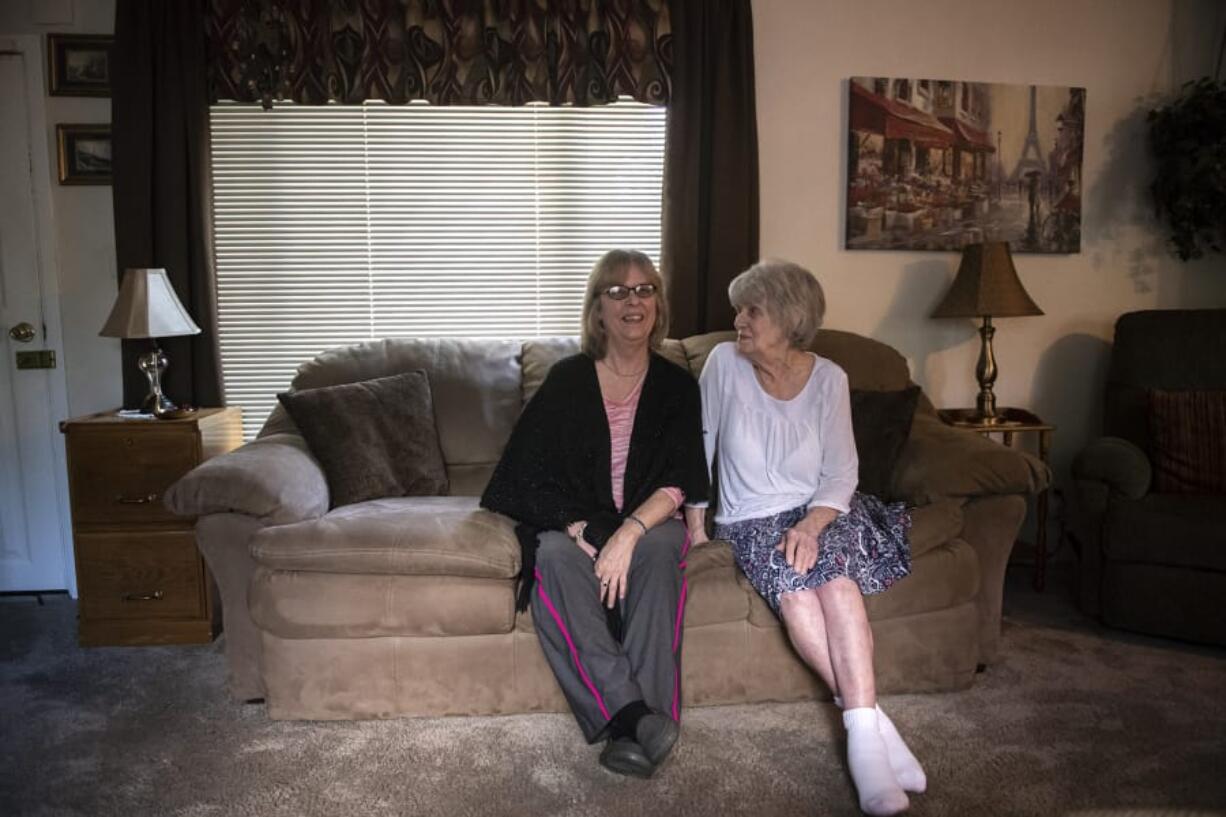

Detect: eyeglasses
[603, 283, 658, 300]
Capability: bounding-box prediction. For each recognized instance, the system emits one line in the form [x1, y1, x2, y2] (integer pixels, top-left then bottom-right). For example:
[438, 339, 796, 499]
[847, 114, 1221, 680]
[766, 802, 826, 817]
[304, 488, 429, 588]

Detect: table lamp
[931, 241, 1042, 424]
[99, 268, 201, 417]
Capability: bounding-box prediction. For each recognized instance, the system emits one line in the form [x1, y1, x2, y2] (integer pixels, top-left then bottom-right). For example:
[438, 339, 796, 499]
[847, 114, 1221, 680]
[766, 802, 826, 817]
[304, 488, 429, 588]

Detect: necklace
[599, 358, 648, 378]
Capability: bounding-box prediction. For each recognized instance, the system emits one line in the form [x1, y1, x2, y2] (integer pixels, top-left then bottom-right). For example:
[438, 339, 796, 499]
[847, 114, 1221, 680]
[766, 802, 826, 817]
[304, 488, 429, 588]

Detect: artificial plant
[1148, 25, 1226, 261]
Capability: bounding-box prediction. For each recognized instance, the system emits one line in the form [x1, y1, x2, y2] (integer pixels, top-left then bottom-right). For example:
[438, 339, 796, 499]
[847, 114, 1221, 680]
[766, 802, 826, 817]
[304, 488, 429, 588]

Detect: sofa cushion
[263, 338, 524, 485]
[811, 329, 913, 391]
[250, 496, 519, 578]
[864, 538, 980, 621]
[683, 544, 751, 626]
[1104, 494, 1226, 571]
[851, 386, 921, 498]
[894, 412, 1050, 502]
[277, 371, 448, 507]
[1148, 389, 1226, 494]
[249, 568, 516, 638]
[906, 499, 964, 559]
[521, 338, 579, 405]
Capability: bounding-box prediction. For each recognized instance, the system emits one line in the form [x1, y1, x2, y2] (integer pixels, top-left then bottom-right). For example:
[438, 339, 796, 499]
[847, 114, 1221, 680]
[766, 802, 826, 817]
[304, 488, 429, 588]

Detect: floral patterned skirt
[713, 493, 912, 614]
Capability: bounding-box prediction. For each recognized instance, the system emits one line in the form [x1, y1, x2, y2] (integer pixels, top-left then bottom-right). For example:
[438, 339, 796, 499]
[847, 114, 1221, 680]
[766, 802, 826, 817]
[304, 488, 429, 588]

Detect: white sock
[843, 707, 909, 816]
[874, 706, 926, 794]
[833, 697, 926, 794]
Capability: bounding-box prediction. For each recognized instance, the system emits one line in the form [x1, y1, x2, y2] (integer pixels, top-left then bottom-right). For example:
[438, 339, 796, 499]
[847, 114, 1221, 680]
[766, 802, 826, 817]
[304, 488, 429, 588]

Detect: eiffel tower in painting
[1008, 85, 1047, 183]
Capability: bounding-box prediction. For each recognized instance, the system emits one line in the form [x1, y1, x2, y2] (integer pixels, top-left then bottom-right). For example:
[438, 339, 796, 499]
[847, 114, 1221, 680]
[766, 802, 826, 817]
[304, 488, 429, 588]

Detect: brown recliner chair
[1071, 309, 1226, 646]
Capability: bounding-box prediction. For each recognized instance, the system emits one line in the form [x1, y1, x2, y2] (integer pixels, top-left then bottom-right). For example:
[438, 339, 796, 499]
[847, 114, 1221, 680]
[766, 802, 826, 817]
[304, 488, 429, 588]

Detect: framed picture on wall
[47, 34, 113, 97]
[56, 124, 112, 185]
[845, 76, 1086, 254]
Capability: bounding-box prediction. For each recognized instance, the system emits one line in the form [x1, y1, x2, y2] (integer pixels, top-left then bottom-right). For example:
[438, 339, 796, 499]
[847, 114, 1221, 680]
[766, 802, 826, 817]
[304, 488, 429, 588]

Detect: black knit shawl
[481, 352, 710, 612]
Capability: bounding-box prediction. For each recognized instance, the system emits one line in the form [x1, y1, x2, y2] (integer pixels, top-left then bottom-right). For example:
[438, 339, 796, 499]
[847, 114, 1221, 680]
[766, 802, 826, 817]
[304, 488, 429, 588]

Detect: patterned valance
[206, 0, 671, 108]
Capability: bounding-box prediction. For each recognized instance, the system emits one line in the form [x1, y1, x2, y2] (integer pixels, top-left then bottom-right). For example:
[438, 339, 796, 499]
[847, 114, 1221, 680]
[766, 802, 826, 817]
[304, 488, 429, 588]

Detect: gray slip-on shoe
[599, 737, 655, 778]
[635, 713, 680, 766]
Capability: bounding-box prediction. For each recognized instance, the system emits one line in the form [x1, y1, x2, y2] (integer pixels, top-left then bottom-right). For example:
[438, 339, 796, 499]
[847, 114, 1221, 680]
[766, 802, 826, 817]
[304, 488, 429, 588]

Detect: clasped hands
[567, 520, 639, 609]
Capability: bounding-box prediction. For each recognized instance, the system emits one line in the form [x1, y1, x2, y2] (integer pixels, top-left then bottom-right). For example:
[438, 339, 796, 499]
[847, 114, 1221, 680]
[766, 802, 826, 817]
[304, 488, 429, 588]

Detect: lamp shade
[99, 268, 202, 339]
[931, 242, 1043, 319]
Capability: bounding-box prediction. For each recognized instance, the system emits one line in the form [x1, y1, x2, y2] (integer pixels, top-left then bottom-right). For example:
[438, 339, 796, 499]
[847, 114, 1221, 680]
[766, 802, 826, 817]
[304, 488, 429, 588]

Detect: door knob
[8, 322, 36, 343]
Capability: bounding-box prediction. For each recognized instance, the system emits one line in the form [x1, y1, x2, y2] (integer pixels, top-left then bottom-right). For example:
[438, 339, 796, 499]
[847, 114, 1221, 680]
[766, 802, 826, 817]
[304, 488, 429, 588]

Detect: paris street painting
[846, 77, 1085, 253]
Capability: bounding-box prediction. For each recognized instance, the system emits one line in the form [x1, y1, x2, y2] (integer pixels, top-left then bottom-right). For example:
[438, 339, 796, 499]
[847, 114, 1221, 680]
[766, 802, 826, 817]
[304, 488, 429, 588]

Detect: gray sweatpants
[531, 518, 689, 742]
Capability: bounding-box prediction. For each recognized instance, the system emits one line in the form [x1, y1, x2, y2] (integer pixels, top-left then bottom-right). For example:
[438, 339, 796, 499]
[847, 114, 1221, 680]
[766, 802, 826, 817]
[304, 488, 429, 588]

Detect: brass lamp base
[973, 315, 1000, 424]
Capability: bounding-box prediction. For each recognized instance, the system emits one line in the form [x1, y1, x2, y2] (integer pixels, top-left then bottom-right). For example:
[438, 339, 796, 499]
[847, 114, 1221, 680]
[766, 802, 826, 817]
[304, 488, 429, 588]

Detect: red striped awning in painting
[940, 117, 997, 152]
[849, 82, 954, 146]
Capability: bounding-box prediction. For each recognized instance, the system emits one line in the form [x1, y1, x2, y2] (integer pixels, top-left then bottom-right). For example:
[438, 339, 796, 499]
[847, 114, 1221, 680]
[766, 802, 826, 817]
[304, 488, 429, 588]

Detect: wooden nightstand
[937, 407, 1055, 591]
[59, 407, 242, 646]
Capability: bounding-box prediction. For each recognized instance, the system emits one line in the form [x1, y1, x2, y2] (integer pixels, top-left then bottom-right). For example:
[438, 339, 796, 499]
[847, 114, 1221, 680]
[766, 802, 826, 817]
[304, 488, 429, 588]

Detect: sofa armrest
[892, 413, 1051, 504]
[1071, 436, 1151, 501]
[164, 432, 329, 525]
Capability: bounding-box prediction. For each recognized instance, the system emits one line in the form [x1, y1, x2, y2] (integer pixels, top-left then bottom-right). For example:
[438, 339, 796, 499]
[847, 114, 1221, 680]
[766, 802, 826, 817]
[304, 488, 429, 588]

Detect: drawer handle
[122, 591, 165, 602]
[116, 493, 159, 505]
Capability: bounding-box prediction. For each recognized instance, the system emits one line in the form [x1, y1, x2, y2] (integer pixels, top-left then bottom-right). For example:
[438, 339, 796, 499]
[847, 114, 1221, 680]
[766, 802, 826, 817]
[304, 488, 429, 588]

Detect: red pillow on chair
[1147, 389, 1226, 494]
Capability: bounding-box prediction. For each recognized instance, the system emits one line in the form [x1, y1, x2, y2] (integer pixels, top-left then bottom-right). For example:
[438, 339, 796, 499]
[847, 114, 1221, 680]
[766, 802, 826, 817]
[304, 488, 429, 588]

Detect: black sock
[609, 700, 651, 740]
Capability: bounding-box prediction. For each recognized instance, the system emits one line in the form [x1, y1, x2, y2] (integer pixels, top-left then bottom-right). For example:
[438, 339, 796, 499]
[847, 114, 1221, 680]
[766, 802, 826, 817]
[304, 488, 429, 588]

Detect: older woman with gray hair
[684, 260, 921, 816]
[483, 249, 708, 779]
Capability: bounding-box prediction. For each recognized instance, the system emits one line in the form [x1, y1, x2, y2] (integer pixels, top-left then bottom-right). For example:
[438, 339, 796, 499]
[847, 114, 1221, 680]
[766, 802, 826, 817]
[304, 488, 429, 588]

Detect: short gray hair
[580, 250, 668, 358]
[728, 259, 826, 348]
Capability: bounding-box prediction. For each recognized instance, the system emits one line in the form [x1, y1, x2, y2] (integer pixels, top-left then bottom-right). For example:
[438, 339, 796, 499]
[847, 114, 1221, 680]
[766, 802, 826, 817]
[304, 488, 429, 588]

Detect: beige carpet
[2, 565, 1224, 817]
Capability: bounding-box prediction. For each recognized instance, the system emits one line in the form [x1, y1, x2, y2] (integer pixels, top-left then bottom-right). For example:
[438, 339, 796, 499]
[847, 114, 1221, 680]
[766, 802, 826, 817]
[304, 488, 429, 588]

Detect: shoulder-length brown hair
[580, 250, 669, 358]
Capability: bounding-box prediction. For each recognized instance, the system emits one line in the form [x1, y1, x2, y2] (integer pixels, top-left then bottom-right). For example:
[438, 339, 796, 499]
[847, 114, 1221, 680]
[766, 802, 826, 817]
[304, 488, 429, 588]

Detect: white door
[0, 39, 73, 592]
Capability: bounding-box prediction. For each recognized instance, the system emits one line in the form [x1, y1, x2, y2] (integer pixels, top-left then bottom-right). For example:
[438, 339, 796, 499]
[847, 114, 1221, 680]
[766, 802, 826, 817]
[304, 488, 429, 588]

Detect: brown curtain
[206, 0, 672, 108]
[661, 0, 758, 337]
[113, 0, 223, 410]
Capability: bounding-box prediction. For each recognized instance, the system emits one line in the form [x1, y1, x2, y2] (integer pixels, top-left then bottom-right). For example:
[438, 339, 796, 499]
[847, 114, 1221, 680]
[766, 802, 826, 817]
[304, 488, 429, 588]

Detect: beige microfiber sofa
[166, 330, 1049, 720]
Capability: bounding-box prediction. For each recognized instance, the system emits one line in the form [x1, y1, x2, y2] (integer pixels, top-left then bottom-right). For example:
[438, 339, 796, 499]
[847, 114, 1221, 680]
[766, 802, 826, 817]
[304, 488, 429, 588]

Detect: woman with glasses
[482, 249, 708, 779]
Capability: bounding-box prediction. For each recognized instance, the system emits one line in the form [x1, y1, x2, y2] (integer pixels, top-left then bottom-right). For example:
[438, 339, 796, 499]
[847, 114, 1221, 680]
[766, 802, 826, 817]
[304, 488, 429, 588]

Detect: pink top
[604, 376, 684, 513]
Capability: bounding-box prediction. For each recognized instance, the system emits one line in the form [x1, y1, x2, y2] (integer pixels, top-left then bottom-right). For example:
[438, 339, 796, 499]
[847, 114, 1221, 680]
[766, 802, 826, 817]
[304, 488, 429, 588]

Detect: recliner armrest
[1071, 436, 1151, 500]
[891, 413, 1051, 504]
[164, 432, 330, 525]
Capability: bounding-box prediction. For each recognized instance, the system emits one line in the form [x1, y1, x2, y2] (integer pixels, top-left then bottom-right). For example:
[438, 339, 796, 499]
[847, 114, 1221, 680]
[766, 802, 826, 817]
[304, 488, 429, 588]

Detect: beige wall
[1, 0, 119, 418]
[6, 0, 1225, 484]
[753, 0, 1226, 497]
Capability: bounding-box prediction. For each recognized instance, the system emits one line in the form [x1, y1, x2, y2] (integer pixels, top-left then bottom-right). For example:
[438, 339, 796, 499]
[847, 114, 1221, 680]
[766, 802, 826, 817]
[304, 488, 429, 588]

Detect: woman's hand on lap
[594, 524, 640, 608]
[778, 526, 819, 574]
[779, 506, 838, 573]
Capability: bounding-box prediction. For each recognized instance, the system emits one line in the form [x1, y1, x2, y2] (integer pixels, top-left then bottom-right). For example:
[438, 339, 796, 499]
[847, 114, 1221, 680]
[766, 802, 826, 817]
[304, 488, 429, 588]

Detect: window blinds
[209, 100, 666, 438]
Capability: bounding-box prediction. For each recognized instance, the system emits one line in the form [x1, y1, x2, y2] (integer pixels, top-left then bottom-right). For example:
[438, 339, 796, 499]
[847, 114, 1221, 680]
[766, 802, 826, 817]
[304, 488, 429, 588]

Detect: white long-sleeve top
[688, 341, 858, 524]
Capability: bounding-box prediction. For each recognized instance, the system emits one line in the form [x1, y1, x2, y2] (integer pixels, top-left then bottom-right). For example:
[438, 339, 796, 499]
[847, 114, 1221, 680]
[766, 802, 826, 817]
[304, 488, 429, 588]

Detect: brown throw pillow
[850, 386, 921, 499]
[1148, 389, 1226, 494]
[277, 371, 448, 508]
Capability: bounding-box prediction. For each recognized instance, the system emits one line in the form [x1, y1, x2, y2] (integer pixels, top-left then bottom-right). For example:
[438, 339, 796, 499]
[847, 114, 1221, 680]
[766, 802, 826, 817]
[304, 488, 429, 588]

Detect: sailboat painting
[845, 77, 1086, 254]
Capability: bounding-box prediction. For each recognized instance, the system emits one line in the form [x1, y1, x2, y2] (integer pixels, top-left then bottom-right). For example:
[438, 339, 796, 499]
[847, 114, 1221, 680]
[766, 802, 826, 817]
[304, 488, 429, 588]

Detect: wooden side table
[60, 407, 242, 646]
[937, 407, 1054, 591]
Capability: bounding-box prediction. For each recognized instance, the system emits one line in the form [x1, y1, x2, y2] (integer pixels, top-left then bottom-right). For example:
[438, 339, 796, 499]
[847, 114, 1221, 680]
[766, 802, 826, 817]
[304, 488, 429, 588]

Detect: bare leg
[813, 578, 877, 709]
[784, 579, 906, 816]
[778, 588, 838, 697]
